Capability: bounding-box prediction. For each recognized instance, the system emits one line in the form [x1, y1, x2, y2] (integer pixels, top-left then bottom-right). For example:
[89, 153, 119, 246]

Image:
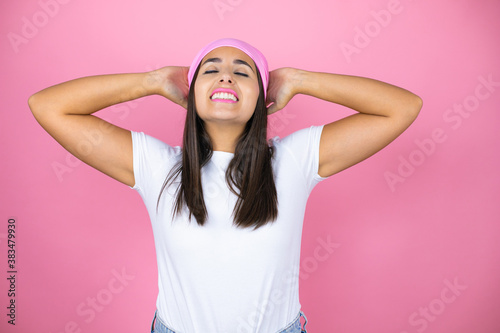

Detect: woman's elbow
[406, 94, 423, 122]
[28, 92, 54, 121]
[28, 93, 41, 116]
[414, 94, 423, 113]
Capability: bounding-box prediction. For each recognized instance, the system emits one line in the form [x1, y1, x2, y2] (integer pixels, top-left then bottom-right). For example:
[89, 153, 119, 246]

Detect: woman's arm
[266, 68, 423, 178]
[28, 66, 189, 187]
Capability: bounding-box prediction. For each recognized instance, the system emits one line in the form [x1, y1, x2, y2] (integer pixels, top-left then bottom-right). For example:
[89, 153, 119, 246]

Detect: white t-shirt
[131, 124, 328, 333]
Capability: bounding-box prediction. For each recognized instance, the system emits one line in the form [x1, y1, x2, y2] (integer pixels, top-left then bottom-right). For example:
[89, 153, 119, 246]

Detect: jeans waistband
[150, 310, 308, 333]
[151, 310, 176, 333]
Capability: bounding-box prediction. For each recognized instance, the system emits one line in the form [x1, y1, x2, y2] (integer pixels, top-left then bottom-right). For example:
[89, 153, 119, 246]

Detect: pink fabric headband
[187, 38, 269, 98]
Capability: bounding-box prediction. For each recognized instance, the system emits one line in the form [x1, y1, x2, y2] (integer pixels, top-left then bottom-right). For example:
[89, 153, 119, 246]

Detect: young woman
[28, 38, 422, 333]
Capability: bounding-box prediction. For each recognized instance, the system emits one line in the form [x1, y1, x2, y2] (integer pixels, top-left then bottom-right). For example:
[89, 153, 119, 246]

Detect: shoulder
[270, 124, 325, 152]
[130, 131, 182, 162]
[269, 124, 328, 187]
[130, 131, 183, 192]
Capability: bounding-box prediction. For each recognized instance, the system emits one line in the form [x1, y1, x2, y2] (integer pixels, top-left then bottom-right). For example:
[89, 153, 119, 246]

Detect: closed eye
[203, 70, 249, 77]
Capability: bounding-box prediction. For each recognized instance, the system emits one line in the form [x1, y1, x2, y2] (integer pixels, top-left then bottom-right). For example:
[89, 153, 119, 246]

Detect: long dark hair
[156, 63, 278, 230]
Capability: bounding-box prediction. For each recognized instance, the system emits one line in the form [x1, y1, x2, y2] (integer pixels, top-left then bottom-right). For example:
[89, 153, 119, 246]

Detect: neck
[205, 122, 244, 153]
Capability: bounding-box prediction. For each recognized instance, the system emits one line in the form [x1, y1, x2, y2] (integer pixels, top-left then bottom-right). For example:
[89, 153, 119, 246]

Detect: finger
[267, 103, 278, 115]
[265, 94, 272, 105]
[181, 98, 188, 110]
[266, 102, 275, 114]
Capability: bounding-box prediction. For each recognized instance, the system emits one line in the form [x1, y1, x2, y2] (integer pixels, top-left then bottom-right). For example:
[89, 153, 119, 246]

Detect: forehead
[201, 46, 256, 70]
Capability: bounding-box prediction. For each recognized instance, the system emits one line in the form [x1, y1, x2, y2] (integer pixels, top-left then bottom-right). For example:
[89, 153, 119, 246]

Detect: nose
[218, 72, 233, 84]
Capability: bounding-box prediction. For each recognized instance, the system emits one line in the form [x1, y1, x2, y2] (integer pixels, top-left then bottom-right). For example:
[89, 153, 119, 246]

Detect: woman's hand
[266, 67, 302, 115]
[147, 66, 190, 109]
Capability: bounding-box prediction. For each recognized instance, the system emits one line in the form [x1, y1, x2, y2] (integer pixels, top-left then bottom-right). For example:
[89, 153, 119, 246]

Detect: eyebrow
[201, 57, 255, 73]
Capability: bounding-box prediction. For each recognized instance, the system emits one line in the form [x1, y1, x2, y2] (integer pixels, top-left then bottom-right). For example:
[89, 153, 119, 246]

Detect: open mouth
[210, 88, 239, 103]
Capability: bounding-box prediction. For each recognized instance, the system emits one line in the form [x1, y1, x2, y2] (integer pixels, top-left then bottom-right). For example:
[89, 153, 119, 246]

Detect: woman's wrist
[141, 70, 164, 96]
[143, 66, 189, 109]
[281, 67, 305, 97]
[290, 69, 323, 98]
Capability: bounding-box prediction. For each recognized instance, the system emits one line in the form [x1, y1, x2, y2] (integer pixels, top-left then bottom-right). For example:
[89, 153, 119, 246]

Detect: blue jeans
[151, 310, 308, 333]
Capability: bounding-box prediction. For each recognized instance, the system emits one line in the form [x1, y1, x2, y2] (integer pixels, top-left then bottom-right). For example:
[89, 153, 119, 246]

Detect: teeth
[211, 92, 237, 101]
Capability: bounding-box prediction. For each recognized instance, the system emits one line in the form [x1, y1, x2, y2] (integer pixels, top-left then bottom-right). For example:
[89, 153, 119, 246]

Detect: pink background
[1, 0, 499, 332]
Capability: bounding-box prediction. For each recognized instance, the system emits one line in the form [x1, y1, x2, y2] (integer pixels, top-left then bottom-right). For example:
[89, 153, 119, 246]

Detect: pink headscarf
[187, 38, 269, 98]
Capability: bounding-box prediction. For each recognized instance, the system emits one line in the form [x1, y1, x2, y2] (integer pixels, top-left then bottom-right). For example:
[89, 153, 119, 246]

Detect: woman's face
[194, 46, 260, 128]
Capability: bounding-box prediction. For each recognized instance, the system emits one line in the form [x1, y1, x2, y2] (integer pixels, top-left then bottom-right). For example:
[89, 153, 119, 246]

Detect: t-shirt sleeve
[274, 124, 329, 194]
[129, 131, 181, 199]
